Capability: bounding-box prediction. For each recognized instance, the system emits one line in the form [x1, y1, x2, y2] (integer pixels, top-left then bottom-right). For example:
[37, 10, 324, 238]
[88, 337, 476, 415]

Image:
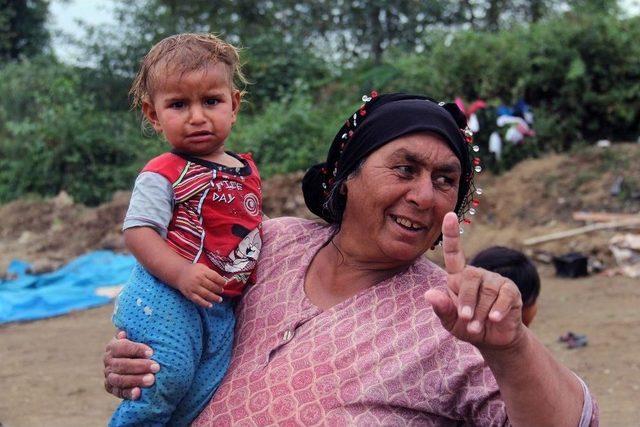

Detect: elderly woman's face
[341, 132, 461, 263]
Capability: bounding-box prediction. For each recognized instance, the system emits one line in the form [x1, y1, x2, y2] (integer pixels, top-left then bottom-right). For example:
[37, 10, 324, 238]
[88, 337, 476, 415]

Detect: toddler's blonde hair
[130, 33, 247, 109]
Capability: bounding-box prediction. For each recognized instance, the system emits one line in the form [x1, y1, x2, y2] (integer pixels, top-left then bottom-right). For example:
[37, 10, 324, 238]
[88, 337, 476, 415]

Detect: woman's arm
[481, 329, 584, 426]
[426, 212, 594, 426]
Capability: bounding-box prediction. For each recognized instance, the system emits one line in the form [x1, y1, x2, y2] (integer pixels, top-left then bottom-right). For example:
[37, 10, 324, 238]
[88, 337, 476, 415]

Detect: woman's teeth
[393, 216, 422, 230]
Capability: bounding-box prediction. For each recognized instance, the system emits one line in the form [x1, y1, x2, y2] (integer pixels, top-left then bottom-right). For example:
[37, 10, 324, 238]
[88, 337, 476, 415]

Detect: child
[110, 33, 262, 427]
[469, 246, 540, 326]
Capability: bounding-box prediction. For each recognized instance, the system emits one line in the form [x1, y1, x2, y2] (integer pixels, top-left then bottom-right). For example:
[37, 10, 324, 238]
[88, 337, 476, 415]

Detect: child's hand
[176, 263, 226, 308]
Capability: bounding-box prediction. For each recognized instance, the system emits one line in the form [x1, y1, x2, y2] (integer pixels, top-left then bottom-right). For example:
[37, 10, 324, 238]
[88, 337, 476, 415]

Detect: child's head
[130, 33, 247, 159]
[469, 246, 541, 326]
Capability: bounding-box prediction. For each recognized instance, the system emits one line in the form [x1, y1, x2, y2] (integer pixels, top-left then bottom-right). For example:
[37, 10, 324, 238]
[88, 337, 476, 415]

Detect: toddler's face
[143, 63, 240, 161]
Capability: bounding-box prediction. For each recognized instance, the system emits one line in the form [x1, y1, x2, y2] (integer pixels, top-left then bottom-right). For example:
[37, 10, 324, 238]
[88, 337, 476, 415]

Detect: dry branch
[523, 218, 640, 246]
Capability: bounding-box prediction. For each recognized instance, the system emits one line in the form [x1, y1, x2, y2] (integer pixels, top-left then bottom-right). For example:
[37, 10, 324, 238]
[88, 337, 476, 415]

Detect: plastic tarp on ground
[0, 250, 135, 324]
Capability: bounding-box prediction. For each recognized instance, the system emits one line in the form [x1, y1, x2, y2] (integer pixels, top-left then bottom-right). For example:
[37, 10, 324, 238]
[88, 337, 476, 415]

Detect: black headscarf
[302, 93, 473, 224]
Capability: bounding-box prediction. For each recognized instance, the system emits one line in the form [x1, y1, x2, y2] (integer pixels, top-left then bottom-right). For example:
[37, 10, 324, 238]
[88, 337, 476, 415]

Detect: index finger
[442, 212, 466, 274]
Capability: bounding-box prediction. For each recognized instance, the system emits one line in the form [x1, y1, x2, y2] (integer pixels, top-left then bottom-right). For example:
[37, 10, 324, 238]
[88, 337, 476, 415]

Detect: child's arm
[124, 227, 226, 308]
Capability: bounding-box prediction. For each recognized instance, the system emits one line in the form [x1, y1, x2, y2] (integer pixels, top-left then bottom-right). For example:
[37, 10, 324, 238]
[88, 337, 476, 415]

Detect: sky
[48, 0, 117, 62]
[48, 0, 640, 63]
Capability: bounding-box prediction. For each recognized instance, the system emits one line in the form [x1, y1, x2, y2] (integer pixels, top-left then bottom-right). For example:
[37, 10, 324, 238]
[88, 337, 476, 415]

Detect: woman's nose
[406, 175, 435, 209]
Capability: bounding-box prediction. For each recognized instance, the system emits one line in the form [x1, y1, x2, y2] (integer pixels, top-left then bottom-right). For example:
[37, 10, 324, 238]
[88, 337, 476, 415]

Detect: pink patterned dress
[194, 217, 598, 426]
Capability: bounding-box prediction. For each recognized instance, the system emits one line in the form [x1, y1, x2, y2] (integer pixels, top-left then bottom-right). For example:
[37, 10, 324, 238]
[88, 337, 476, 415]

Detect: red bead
[359, 109, 367, 116]
[464, 219, 471, 224]
[371, 90, 378, 98]
[348, 130, 354, 138]
[472, 199, 480, 207]
[473, 158, 480, 165]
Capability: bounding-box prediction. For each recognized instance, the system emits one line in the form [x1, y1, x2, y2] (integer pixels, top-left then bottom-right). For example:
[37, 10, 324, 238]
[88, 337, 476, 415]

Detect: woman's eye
[394, 165, 414, 176]
[205, 98, 219, 106]
[434, 175, 455, 187]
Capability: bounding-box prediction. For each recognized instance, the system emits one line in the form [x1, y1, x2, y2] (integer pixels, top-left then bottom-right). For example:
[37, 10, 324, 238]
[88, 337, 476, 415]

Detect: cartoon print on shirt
[206, 225, 262, 285]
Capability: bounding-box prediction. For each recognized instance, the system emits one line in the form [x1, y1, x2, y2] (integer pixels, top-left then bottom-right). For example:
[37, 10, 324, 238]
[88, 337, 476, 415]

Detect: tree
[79, 0, 330, 109]
[566, 0, 620, 15]
[0, 0, 50, 62]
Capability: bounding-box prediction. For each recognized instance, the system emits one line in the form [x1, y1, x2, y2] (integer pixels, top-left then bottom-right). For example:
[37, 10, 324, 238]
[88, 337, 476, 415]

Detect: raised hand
[176, 263, 226, 308]
[425, 212, 525, 350]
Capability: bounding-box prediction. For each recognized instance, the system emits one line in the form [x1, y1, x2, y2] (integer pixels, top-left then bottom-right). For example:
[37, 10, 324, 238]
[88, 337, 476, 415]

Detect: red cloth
[143, 152, 262, 296]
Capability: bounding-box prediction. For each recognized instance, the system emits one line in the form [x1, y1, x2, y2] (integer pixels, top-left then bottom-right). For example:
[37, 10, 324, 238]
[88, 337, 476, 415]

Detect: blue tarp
[0, 250, 136, 324]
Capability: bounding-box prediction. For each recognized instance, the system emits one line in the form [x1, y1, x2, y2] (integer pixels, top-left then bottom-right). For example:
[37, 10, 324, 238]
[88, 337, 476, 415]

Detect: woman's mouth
[390, 214, 426, 231]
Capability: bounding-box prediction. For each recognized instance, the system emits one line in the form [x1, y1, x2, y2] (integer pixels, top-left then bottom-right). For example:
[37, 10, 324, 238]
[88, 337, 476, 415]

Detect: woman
[104, 93, 597, 425]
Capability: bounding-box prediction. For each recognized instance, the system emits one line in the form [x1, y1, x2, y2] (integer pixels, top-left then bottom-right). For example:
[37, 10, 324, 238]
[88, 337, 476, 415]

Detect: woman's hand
[103, 331, 160, 400]
[426, 212, 526, 351]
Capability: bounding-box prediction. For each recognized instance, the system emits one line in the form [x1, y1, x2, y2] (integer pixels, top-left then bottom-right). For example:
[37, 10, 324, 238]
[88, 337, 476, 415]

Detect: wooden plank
[523, 218, 640, 246]
[572, 211, 640, 223]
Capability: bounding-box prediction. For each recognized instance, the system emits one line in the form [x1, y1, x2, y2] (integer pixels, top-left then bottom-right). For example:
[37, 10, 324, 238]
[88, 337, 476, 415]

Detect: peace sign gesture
[426, 212, 525, 350]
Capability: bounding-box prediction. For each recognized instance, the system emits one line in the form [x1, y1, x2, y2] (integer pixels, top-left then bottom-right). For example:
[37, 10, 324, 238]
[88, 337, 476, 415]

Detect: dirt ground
[1, 145, 639, 426]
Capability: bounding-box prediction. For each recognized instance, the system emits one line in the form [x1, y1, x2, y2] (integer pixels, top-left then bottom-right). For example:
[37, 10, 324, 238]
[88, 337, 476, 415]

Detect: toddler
[110, 33, 262, 426]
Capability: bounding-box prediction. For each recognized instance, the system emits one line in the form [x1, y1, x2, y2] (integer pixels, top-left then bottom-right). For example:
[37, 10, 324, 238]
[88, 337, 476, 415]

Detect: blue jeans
[110, 264, 235, 427]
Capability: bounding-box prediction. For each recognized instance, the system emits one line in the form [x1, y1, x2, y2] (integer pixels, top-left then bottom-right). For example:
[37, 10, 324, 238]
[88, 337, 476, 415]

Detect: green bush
[364, 14, 640, 169]
[2, 12, 640, 204]
[0, 58, 163, 205]
[228, 95, 343, 177]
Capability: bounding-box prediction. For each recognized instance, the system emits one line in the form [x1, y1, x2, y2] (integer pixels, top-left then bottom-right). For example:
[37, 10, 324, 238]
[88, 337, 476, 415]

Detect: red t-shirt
[143, 151, 262, 297]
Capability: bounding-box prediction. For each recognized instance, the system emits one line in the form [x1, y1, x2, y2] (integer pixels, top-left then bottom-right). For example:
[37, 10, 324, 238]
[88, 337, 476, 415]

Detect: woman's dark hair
[322, 159, 364, 225]
[469, 246, 541, 307]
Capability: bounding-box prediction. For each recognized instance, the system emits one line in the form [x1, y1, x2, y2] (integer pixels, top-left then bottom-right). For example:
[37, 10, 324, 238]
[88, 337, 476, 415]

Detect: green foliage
[2, 3, 640, 205]
[241, 33, 331, 112]
[0, 58, 162, 205]
[525, 14, 640, 145]
[227, 96, 342, 177]
[358, 13, 640, 169]
[0, 0, 50, 62]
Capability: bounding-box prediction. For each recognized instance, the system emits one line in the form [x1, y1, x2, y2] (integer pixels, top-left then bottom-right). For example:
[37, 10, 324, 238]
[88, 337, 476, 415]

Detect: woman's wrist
[478, 325, 532, 373]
